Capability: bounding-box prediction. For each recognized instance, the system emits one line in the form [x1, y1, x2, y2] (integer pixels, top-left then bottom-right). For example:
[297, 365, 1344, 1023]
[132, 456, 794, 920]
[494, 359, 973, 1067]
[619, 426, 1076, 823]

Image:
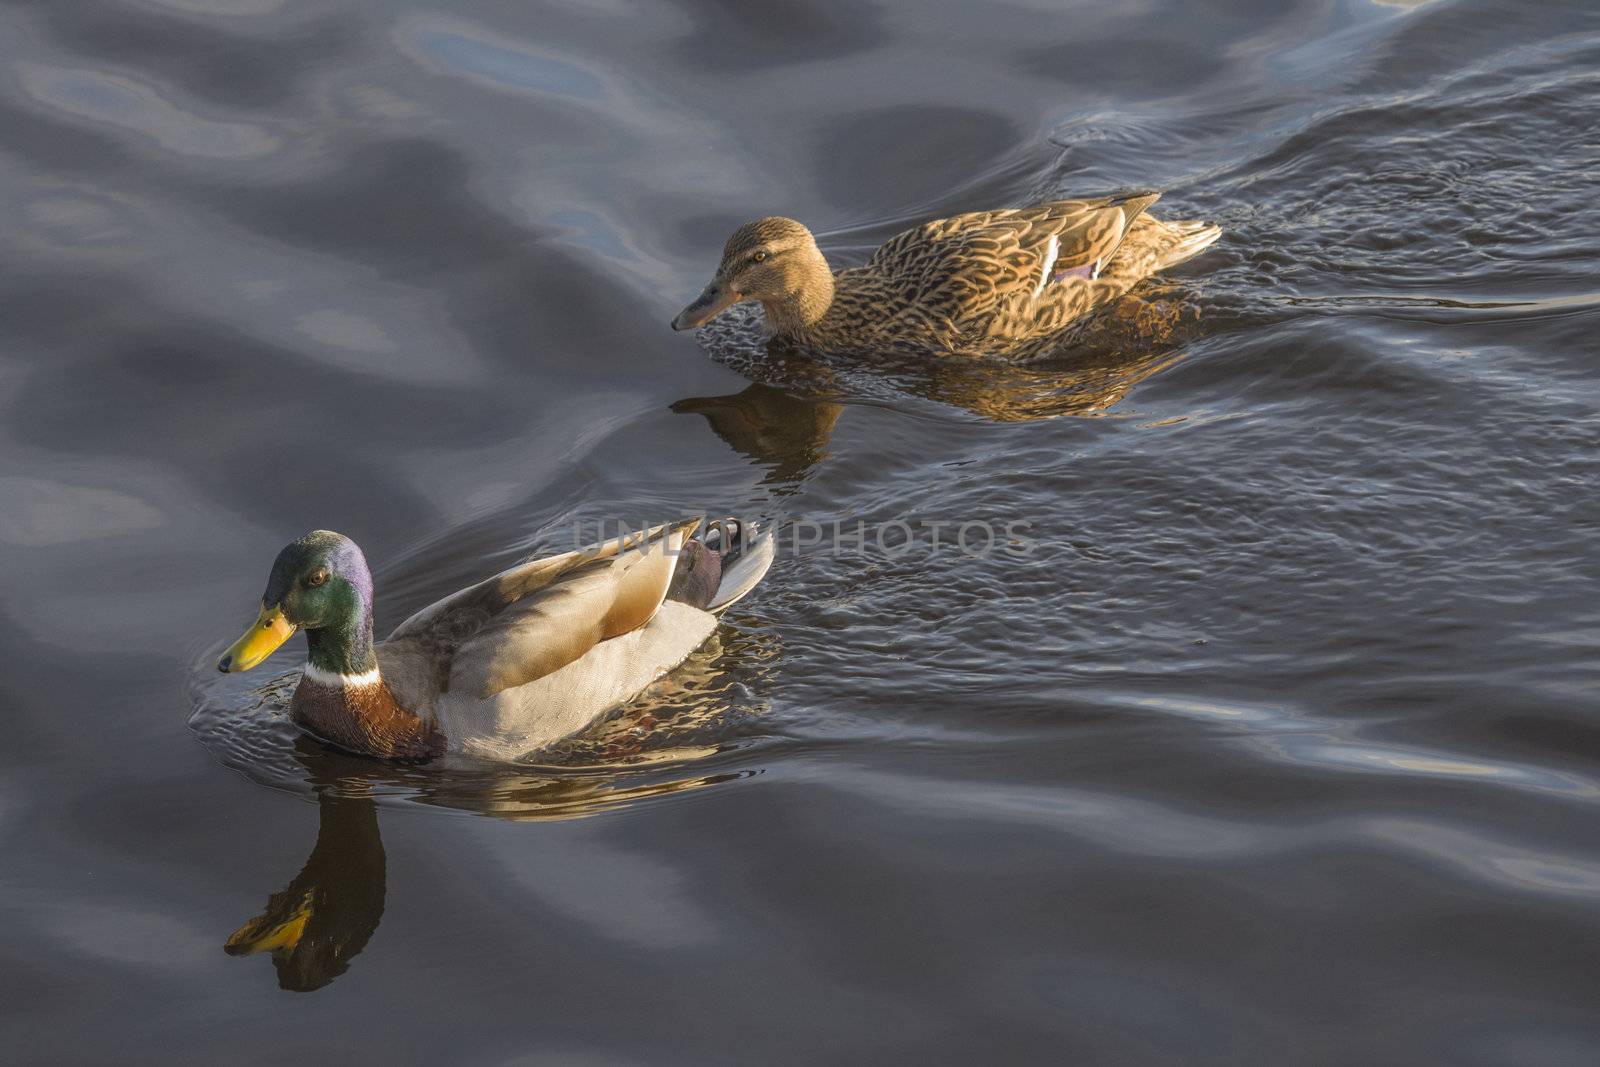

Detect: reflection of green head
[224, 790, 385, 993]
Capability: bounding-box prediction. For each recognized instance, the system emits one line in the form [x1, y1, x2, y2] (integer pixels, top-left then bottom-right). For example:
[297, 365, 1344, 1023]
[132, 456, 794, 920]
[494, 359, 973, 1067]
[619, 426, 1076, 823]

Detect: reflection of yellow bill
[226, 897, 312, 955]
[218, 605, 296, 673]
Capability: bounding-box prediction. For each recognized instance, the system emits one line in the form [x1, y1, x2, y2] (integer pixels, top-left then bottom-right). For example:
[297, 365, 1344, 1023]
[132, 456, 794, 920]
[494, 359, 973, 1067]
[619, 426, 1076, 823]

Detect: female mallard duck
[671, 192, 1220, 356]
[216, 518, 772, 762]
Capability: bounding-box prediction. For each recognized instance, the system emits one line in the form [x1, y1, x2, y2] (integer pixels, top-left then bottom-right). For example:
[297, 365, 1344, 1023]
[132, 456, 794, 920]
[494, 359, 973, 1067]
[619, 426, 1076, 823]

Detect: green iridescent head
[217, 531, 377, 675]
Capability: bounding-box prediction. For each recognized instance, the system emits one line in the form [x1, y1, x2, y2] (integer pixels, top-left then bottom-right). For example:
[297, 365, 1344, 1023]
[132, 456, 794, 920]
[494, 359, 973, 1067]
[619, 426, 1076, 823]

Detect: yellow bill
[217, 605, 296, 673]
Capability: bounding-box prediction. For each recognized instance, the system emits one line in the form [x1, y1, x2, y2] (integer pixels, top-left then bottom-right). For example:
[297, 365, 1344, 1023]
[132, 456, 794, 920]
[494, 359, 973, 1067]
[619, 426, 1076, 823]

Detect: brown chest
[290, 677, 444, 762]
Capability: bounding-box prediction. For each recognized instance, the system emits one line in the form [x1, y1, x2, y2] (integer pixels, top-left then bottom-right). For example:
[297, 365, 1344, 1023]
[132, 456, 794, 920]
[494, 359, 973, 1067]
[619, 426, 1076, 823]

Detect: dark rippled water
[3, 0, 1598, 1060]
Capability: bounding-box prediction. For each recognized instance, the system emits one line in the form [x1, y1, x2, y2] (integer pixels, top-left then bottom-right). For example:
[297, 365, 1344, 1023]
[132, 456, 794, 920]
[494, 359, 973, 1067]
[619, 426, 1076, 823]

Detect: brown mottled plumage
[672, 193, 1221, 356]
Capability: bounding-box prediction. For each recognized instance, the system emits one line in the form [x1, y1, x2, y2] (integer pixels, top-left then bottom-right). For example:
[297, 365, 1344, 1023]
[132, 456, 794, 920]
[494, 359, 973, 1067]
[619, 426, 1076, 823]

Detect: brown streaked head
[672, 217, 824, 331]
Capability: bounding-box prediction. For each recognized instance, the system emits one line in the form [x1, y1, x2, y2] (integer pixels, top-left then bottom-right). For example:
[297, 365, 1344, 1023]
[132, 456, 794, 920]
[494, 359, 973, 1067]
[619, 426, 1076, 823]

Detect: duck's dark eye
[751, 251, 768, 264]
[307, 570, 329, 588]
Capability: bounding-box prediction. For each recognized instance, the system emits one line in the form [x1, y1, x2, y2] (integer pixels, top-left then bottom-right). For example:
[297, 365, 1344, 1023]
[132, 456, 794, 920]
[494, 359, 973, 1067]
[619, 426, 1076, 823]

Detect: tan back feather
[386, 518, 701, 700]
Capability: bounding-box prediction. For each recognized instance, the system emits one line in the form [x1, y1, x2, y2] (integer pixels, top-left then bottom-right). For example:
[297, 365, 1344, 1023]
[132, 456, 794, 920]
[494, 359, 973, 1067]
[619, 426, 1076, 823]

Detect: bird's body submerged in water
[216, 519, 772, 763]
[673, 193, 1221, 357]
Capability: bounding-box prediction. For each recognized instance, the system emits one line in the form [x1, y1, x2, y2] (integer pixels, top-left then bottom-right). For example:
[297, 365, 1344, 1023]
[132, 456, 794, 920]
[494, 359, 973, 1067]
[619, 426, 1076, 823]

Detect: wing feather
[384, 518, 702, 699]
[862, 194, 1159, 333]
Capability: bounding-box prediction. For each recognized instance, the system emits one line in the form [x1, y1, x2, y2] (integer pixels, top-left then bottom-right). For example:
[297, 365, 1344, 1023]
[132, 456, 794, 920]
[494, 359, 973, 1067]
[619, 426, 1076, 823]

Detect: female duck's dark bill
[672, 282, 741, 330]
[217, 604, 296, 672]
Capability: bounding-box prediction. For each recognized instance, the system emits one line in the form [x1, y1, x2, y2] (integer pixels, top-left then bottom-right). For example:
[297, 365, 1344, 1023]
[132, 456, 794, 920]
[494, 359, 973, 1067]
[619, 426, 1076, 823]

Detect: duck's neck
[763, 251, 836, 337]
[304, 595, 377, 676]
[292, 600, 441, 761]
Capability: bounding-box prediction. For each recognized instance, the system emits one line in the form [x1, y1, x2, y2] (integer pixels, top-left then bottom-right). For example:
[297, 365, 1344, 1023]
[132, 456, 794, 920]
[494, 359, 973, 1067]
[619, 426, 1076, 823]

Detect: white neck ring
[302, 662, 381, 688]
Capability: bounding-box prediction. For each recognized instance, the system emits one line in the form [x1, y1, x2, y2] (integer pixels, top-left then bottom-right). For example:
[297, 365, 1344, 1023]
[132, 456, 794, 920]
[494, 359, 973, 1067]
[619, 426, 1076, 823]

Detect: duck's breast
[434, 600, 717, 762]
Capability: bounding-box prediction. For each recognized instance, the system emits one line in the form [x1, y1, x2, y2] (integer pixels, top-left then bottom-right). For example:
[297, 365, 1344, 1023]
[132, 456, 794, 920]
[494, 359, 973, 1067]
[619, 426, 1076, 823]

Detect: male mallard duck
[216, 518, 773, 762]
[671, 193, 1220, 355]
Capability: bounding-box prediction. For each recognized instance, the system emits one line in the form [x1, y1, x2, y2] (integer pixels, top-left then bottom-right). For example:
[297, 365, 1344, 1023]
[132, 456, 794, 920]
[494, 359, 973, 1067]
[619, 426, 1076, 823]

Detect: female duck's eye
[751, 251, 768, 264]
[307, 570, 329, 588]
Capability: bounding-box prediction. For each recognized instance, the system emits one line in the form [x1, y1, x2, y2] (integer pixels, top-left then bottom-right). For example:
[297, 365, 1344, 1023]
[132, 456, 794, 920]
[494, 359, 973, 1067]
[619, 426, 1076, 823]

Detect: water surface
[2, 0, 1598, 1061]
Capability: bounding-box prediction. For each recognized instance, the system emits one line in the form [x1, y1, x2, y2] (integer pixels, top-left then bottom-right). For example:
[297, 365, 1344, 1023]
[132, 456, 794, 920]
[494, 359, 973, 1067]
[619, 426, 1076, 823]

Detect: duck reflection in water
[671, 382, 844, 488]
[222, 642, 774, 991]
[221, 752, 755, 992]
[686, 281, 1196, 428]
[224, 743, 386, 993]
